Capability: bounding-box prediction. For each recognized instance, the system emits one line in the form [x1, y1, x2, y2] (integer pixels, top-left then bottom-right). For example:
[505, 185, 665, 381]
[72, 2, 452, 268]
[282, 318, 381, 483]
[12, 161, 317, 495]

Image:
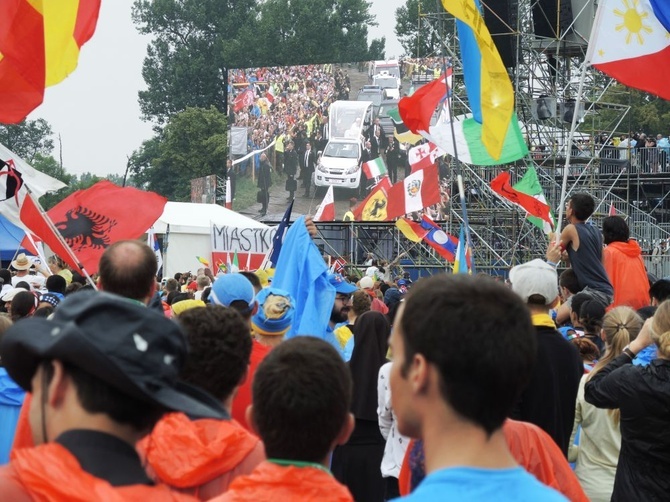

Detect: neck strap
[267, 458, 332, 475]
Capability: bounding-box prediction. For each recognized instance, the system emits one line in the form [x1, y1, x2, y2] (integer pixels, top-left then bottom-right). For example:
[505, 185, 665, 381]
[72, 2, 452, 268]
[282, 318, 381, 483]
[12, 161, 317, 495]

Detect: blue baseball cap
[210, 274, 256, 310]
[328, 273, 357, 294]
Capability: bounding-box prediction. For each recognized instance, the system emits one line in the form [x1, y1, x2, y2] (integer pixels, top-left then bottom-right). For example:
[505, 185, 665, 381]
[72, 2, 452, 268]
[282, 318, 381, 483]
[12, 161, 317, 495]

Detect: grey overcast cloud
[30, 0, 406, 177]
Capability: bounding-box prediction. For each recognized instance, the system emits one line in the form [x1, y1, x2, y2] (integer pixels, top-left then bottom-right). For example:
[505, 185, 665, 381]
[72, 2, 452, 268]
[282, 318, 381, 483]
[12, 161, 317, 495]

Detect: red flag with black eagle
[21, 180, 167, 274]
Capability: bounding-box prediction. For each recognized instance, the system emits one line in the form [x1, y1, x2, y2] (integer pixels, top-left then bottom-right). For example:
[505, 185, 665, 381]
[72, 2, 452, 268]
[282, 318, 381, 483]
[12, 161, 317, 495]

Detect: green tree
[395, 0, 443, 57]
[369, 36, 386, 60]
[592, 85, 670, 136]
[0, 119, 55, 163]
[130, 107, 227, 201]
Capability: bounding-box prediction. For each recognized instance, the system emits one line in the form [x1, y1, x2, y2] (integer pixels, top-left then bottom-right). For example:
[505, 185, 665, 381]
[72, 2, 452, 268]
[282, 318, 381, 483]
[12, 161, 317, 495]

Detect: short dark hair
[45, 361, 164, 432]
[0, 269, 11, 286]
[571, 292, 606, 333]
[177, 306, 252, 402]
[559, 269, 582, 295]
[602, 216, 629, 244]
[351, 290, 371, 316]
[650, 279, 670, 303]
[399, 274, 536, 435]
[240, 271, 262, 292]
[14, 281, 30, 291]
[252, 337, 352, 462]
[11, 291, 37, 321]
[46, 275, 67, 294]
[98, 240, 157, 301]
[568, 193, 595, 221]
[164, 278, 179, 293]
[229, 300, 254, 321]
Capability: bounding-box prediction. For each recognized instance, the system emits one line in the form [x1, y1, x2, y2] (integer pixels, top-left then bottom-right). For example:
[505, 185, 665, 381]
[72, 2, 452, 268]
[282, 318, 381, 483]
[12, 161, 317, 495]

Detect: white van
[315, 101, 374, 190]
[373, 71, 401, 100]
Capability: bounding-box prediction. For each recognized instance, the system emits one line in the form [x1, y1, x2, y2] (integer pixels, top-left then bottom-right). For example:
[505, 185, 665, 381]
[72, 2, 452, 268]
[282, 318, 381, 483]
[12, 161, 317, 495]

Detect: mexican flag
[513, 166, 555, 234]
[362, 157, 388, 179]
[422, 113, 528, 166]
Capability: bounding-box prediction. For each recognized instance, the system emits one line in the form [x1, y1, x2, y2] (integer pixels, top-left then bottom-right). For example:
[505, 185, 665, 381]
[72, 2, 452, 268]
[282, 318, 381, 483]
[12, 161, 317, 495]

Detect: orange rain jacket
[211, 461, 353, 502]
[137, 412, 264, 500]
[603, 240, 650, 310]
[0, 442, 196, 501]
[399, 419, 588, 502]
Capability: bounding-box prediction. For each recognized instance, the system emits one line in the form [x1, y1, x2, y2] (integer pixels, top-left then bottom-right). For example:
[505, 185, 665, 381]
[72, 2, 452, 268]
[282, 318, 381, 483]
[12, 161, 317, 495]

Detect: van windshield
[357, 93, 382, 106]
[375, 77, 397, 89]
[324, 142, 360, 159]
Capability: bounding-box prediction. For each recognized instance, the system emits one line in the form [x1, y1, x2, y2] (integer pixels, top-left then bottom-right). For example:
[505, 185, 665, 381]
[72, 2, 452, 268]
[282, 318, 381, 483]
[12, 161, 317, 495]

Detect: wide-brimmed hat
[0, 290, 226, 420]
[252, 288, 295, 336]
[1, 288, 24, 303]
[11, 253, 33, 271]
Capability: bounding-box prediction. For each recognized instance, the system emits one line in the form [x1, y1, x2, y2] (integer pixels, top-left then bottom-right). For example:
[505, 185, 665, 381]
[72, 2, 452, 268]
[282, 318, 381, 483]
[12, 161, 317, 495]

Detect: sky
[31, 0, 406, 177]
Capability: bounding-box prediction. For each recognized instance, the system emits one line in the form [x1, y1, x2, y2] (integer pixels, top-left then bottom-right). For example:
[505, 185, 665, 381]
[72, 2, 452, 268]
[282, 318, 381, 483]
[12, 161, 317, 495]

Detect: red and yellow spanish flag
[0, 0, 101, 123]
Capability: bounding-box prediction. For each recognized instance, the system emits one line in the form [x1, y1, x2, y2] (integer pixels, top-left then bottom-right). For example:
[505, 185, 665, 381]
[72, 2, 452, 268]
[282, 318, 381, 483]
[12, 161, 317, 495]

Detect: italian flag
[314, 185, 335, 221]
[362, 157, 387, 179]
[513, 166, 555, 234]
[422, 113, 528, 166]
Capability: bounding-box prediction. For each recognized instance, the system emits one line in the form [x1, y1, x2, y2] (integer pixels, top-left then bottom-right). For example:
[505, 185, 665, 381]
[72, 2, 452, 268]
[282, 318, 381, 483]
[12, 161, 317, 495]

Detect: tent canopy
[152, 202, 268, 234]
[0, 215, 28, 262]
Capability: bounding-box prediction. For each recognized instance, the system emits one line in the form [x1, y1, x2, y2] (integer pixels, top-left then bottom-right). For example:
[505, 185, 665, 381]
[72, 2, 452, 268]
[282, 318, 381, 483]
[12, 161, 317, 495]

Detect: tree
[0, 119, 55, 163]
[369, 37, 386, 60]
[130, 107, 228, 201]
[592, 85, 670, 136]
[395, 0, 443, 58]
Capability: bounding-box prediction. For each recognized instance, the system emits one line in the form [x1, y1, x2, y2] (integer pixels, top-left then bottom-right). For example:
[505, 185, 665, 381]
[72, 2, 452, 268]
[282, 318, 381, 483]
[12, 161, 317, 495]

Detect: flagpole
[24, 189, 98, 289]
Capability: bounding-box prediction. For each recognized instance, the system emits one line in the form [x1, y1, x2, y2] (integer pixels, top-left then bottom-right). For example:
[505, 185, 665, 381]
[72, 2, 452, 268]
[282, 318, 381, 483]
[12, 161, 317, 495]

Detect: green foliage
[395, 0, 443, 57]
[130, 106, 228, 201]
[591, 85, 670, 136]
[369, 37, 386, 60]
[0, 119, 54, 163]
[133, 0, 381, 124]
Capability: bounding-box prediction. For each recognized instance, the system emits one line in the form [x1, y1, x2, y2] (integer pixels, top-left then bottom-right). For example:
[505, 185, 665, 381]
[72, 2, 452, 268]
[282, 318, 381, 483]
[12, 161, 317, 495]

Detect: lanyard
[267, 458, 332, 476]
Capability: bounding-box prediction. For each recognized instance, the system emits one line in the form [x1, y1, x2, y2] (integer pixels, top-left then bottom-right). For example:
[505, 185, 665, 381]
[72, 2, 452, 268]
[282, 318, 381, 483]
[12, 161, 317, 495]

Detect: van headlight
[317, 163, 328, 173]
[345, 164, 360, 175]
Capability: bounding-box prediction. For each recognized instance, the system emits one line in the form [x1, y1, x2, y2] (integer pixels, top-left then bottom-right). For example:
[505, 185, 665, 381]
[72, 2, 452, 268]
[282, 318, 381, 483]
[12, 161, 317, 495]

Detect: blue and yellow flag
[441, 0, 514, 160]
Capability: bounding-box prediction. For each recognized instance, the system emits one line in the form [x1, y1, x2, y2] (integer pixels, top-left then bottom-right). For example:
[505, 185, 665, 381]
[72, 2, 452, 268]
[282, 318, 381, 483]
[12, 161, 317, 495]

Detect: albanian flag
[22, 181, 167, 274]
[0, 0, 101, 123]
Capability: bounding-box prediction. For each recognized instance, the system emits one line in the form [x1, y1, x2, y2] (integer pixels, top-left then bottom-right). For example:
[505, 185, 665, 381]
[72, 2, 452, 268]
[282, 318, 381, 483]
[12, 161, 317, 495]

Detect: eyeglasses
[335, 295, 352, 303]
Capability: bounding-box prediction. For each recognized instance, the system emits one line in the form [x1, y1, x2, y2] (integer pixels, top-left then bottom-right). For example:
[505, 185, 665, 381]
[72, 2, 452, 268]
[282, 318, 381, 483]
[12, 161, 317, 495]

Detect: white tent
[152, 202, 268, 278]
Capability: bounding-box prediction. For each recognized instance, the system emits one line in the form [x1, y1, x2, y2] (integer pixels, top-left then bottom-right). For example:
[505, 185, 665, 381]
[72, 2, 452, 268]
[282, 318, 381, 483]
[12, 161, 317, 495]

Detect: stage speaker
[533, 0, 574, 39]
[531, 96, 557, 121]
[484, 0, 519, 68]
[560, 99, 585, 124]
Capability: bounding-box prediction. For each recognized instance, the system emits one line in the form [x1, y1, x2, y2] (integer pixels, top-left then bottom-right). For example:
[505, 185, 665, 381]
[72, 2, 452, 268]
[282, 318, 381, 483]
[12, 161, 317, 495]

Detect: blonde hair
[651, 300, 670, 359]
[590, 306, 643, 425]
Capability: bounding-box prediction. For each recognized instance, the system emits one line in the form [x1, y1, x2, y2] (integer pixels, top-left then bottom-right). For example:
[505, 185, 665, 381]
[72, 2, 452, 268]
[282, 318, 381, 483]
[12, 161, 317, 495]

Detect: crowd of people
[0, 190, 668, 501]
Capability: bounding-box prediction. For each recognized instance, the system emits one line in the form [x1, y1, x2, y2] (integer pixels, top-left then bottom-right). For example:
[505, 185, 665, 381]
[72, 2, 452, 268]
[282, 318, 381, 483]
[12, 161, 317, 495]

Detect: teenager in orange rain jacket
[138, 306, 265, 500]
[211, 337, 356, 502]
[398, 419, 588, 502]
[602, 216, 650, 310]
[0, 292, 226, 500]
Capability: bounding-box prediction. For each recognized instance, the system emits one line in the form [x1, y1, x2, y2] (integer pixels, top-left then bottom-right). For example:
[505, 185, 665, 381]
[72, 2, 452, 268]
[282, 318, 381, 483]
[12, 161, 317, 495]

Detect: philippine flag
[588, 0, 670, 100]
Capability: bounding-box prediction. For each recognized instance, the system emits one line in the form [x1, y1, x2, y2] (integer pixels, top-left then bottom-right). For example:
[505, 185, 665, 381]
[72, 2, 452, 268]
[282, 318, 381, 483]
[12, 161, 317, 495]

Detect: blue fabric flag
[651, 0, 670, 32]
[0, 368, 25, 464]
[456, 0, 483, 123]
[272, 216, 336, 342]
[269, 199, 294, 267]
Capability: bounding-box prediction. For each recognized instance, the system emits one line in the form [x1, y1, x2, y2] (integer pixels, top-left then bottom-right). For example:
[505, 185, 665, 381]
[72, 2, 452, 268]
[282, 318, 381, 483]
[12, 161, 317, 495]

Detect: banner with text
[211, 223, 277, 271]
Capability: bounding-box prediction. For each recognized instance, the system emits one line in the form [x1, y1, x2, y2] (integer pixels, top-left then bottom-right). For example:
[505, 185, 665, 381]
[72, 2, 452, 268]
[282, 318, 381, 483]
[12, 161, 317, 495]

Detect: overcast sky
[30, 0, 406, 177]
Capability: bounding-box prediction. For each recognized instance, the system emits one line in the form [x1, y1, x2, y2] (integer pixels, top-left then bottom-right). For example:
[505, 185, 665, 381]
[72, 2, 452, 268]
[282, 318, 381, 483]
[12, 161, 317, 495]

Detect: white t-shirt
[12, 273, 46, 291]
[377, 361, 409, 478]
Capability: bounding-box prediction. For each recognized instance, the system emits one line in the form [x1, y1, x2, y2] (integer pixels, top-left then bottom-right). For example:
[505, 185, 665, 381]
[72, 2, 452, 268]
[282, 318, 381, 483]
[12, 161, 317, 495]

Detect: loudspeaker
[560, 100, 585, 124]
[533, 0, 574, 38]
[531, 96, 557, 120]
[484, 0, 519, 68]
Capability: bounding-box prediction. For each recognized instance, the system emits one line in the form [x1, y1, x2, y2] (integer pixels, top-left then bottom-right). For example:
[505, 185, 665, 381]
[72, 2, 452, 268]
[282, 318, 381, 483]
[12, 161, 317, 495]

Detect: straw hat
[11, 254, 33, 271]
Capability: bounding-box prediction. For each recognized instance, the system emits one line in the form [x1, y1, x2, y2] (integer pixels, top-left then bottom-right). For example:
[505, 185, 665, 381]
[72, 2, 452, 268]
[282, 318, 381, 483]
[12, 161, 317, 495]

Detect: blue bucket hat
[328, 273, 357, 294]
[252, 288, 295, 336]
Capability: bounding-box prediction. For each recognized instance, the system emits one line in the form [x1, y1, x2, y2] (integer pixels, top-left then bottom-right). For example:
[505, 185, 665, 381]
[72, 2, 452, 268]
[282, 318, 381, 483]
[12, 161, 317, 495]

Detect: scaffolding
[407, 0, 670, 274]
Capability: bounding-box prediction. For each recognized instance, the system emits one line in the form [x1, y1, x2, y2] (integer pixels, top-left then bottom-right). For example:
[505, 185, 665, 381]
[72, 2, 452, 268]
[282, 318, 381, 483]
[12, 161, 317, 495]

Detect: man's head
[209, 273, 257, 321]
[390, 275, 536, 438]
[164, 278, 179, 294]
[0, 291, 225, 445]
[650, 279, 670, 306]
[11, 253, 33, 275]
[249, 337, 353, 463]
[98, 240, 157, 303]
[602, 216, 630, 245]
[177, 306, 252, 403]
[46, 275, 67, 295]
[328, 274, 357, 325]
[195, 274, 211, 291]
[240, 271, 263, 295]
[305, 142, 311, 150]
[260, 153, 268, 162]
[509, 259, 559, 310]
[559, 268, 582, 301]
[567, 193, 595, 222]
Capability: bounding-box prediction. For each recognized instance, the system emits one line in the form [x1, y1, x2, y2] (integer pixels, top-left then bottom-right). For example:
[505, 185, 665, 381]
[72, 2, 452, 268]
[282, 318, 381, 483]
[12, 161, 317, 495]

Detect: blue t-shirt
[394, 466, 567, 502]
